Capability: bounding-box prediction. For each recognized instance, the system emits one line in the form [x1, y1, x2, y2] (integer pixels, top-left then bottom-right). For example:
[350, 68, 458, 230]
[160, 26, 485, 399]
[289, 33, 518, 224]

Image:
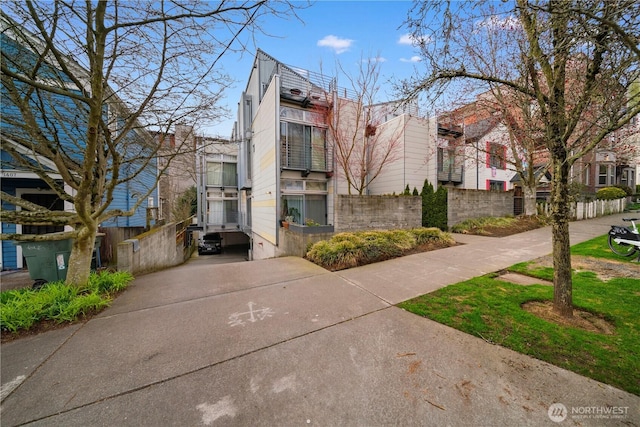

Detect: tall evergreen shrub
[421, 179, 434, 227]
[433, 185, 448, 230]
[421, 179, 448, 230]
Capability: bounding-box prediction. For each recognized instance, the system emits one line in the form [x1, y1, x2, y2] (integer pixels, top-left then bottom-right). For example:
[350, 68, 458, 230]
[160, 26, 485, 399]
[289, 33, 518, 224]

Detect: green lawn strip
[398, 236, 640, 395]
[571, 234, 639, 262]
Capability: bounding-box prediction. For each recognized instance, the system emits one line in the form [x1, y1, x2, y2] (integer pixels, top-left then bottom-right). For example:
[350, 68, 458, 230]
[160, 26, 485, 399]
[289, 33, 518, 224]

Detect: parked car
[198, 232, 222, 255]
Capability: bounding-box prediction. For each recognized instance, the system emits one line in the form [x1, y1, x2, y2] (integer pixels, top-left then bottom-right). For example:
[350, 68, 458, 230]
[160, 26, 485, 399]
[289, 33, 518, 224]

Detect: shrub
[432, 185, 448, 231]
[421, 179, 435, 227]
[596, 186, 627, 200]
[421, 180, 448, 230]
[450, 216, 518, 234]
[411, 227, 456, 246]
[1, 270, 133, 333]
[306, 228, 455, 271]
[612, 184, 633, 196]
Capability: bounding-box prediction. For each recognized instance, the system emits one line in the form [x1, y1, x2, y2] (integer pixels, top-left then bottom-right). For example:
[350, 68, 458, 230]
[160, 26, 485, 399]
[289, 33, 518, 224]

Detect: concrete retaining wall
[117, 221, 194, 275]
[334, 195, 421, 232]
[447, 188, 514, 227]
[277, 227, 335, 258]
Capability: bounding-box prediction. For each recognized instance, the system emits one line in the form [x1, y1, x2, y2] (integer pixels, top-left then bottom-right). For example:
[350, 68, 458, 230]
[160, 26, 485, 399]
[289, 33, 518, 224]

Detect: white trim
[0, 169, 62, 180]
[1, 138, 61, 172]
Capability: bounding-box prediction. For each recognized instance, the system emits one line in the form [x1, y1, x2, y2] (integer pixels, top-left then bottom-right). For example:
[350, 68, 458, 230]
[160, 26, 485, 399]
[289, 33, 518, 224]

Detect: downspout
[275, 73, 281, 247]
[476, 140, 479, 190]
[332, 87, 338, 225]
[403, 115, 407, 191]
[196, 144, 204, 232]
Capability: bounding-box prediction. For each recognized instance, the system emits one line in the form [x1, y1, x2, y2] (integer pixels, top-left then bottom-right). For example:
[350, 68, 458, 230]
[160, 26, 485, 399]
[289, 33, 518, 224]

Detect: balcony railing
[437, 165, 464, 184]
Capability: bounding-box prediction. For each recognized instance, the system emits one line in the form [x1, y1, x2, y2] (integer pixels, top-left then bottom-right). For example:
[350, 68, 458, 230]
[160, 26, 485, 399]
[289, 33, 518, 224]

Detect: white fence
[537, 198, 627, 220]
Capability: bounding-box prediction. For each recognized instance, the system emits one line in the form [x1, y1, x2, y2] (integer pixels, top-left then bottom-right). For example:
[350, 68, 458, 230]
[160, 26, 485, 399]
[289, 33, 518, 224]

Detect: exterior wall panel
[250, 75, 279, 258]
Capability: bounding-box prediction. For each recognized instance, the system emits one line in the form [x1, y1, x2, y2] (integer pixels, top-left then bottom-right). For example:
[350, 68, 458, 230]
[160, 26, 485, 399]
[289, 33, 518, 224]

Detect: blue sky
[207, 1, 421, 138]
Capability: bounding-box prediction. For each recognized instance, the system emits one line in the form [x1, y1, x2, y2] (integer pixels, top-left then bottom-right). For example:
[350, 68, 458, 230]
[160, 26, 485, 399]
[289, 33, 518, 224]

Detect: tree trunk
[65, 225, 97, 287]
[523, 185, 537, 216]
[550, 159, 573, 317]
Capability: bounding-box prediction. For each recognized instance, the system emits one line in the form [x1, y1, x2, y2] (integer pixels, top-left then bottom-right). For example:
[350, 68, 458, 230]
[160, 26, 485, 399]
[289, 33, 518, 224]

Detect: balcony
[277, 64, 333, 107]
[437, 165, 464, 184]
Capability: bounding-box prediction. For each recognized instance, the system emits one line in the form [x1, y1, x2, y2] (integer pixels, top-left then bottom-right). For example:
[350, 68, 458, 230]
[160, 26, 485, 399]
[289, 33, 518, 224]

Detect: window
[487, 143, 506, 169]
[598, 164, 613, 186]
[437, 147, 455, 172]
[207, 199, 238, 224]
[281, 194, 327, 225]
[280, 107, 328, 171]
[305, 194, 327, 225]
[281, 179, 329, 225]
[487, 180, 505, 191]
[280, 122, 327, 171]
[207, 156, 237, 187]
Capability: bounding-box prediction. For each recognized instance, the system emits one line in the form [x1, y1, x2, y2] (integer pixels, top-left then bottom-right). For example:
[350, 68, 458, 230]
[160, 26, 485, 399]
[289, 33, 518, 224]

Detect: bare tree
[0, 1, 304, 286]
[318, 55, 405, 195]
[437, 94, 545, 212]
[401, 0, 640, 317]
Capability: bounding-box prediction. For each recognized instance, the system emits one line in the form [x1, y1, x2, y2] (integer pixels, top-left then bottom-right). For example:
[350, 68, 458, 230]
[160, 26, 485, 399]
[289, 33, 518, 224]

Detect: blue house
[0, 14, 158, 270]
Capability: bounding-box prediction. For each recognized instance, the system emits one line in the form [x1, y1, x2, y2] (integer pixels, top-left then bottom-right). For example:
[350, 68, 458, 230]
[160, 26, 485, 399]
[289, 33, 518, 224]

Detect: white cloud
[317, 35, 354, 54]
[400, 56, 422, 63]
[398, 33, 431, 46]
[398, 34, 415, 45]
[364, 56, 387, 63]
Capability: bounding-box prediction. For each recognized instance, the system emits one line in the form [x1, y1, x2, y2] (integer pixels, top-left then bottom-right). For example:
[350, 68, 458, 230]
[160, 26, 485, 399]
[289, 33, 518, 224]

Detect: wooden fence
[536, 198, 627, 220]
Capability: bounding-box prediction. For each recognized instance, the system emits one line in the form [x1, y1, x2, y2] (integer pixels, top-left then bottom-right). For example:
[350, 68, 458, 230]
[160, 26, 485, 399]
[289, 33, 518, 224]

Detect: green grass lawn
[397, 235, 640, 395]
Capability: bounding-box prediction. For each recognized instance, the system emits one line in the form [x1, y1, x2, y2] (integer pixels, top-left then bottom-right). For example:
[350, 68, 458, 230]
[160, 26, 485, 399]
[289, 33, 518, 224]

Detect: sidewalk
[1, 214, 638, 426]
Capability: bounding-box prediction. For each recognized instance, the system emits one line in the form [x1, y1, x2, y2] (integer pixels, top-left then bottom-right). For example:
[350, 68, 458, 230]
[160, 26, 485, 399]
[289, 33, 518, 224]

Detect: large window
[487, 143, 506, 169]
[207, 199, 238, 224]
[207, 155, 237, 187]
[281, 179, 328, 225]
[281, 194, 327, 225]
[487, 180, 505, 191]
[437, 147, 456, 172]
[280, 107, 328, 171]
[206, 190, 238, 224]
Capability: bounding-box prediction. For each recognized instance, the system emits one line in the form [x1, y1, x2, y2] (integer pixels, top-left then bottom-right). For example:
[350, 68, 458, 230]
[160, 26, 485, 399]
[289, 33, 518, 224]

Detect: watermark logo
[548, 403, 630, 422]
[548, 403, 567, 423]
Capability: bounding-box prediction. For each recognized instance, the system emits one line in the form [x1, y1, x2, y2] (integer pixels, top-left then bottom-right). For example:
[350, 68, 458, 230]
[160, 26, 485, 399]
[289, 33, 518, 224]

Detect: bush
[451, 216, 517, 234]
[412, 227, 456, 246]
[421, 179, 448, 231]
[596, 186, 627, 200]
[306, 228, 455, 271]
[612, 184, 633, 196]
[1, 270, 133, 333]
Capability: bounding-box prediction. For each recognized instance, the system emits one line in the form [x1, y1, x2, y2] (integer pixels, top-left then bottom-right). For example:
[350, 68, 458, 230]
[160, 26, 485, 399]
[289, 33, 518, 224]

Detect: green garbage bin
[15, 239, 72, 287]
